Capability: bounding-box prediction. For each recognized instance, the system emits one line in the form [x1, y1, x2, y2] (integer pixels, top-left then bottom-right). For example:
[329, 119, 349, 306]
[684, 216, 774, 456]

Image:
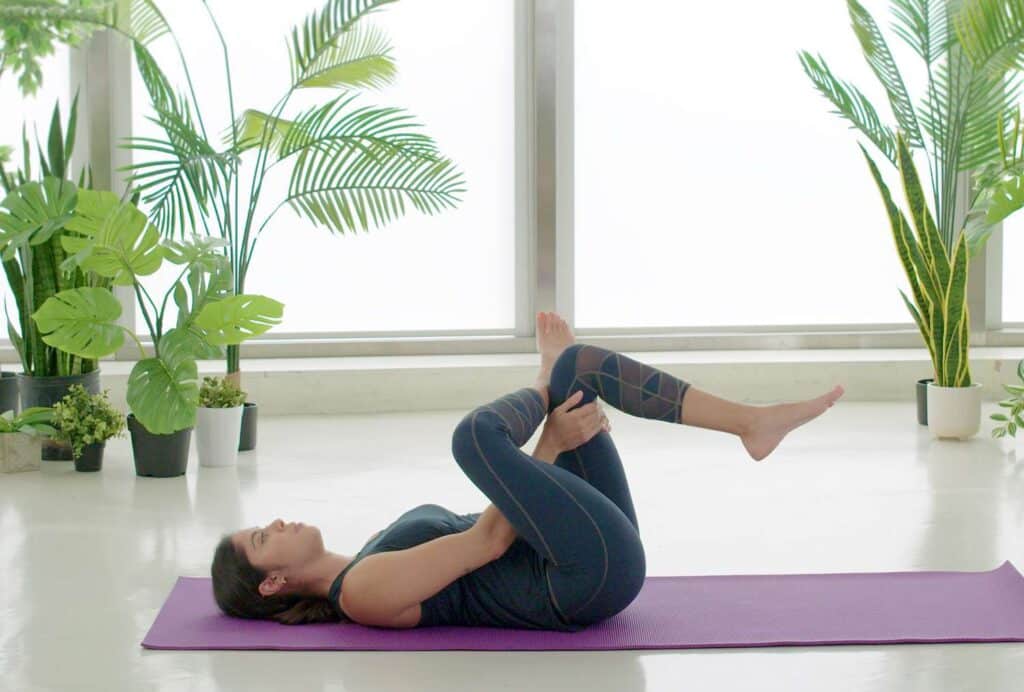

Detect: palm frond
[890, 0, 956, 64]
[955, 0, 1024, 74]
[283, 144, 465, 234]
[225, 110, 294, 154]
[798, 51, 898, 164]
[293, 21, 396, 91]
[849, 0, 924, 147]
[288, 0, 397, 88]
[277, 93, 442, 162]
[124, 42, 235, 236]
[122, 98, 235, 237]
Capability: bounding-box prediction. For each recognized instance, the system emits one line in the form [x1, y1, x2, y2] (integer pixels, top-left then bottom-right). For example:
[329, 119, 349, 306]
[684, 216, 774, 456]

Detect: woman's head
[211, 518, 347, 624]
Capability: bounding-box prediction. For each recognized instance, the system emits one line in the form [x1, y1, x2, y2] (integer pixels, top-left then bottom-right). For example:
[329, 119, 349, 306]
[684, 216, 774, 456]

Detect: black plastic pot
[0, 372, 19, 417]
[239, 401, 258, 451]
[18, 369, 100, 460]
[916, 378, 934, 426]
[127, 413, 191, 478]
[74, 441, 105, 472]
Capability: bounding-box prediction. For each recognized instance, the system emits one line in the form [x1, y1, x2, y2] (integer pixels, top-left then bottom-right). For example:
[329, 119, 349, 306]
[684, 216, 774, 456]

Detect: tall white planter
[196, 405, 244, 468]
[927, 382, 983, 440]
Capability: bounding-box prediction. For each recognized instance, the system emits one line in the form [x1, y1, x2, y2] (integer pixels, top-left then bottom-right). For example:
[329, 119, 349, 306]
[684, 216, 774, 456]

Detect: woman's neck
[293, 551, 353, 600]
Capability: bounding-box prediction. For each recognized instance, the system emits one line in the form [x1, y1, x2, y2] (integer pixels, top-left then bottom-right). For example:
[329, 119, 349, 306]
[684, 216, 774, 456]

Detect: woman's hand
[540, 391, 610, 453]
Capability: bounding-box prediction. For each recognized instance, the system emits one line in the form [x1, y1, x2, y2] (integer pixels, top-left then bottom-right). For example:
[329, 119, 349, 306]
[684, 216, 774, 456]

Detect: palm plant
[799, 0, 1024, 387]
[1, 0, 467, 385]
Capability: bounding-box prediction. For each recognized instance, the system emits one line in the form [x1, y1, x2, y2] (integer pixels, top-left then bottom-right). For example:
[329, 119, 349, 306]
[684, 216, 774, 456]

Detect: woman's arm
[340, 522, 502, 627]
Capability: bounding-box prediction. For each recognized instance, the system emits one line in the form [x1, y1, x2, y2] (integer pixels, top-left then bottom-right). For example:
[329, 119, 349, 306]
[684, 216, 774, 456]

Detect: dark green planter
[0, 372, 19, 417]
[18, 369, 101, 461]
[916, 378, 933, 426]
[74, 441, 105, 472]
[127, 413, 191, 478]
[239, 401, 258, 451]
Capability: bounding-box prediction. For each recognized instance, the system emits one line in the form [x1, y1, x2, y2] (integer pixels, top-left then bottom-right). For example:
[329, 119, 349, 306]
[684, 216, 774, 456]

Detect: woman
[211, 312, 844, 630]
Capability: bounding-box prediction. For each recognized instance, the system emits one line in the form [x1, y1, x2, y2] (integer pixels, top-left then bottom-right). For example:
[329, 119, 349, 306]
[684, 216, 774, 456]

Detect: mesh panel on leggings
[572, 345, 689, 424]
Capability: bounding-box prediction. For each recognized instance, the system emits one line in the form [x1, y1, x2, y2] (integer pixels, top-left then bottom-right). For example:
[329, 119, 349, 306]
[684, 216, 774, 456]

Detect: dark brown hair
[211, 534, 350, 625]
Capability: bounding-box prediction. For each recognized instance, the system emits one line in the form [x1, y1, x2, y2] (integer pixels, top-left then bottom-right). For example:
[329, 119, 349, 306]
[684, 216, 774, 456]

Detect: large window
[573, 0, 925, 329]
[0, 49, 70, 352]
[131, 0, 515, 335]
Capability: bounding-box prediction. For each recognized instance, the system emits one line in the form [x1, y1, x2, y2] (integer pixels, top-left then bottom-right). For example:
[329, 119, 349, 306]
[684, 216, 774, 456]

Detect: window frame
[0, 0, 1016, 365]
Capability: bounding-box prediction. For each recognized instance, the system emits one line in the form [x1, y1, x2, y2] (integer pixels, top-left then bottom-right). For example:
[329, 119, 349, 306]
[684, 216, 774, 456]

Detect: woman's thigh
[453, 404, 646, 625]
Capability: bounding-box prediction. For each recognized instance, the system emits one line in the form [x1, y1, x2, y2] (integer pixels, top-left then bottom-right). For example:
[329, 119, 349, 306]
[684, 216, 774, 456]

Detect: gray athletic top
[327, 503, 582, 631]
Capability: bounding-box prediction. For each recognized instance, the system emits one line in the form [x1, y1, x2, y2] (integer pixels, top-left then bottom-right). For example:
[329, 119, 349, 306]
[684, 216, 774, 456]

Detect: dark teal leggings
[451, 343, 691, 626]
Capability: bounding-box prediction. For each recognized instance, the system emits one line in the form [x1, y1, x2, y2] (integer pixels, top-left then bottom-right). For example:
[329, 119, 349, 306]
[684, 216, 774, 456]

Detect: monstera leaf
[194, 294, 284, 346]
[31, 286, 124, 359]
[126, 327, 204, 434]
[0, 177, 78, 261]
[61, 189, 163, 284]
[175, 260, 233, 331]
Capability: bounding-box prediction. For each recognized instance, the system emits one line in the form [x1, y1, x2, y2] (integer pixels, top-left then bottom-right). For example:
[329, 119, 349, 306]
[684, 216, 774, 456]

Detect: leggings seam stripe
[469, 410, 558, 565]
[535, 461, 610, 619]
[511, 389, 539, 431]
[498, 395, 529, 442]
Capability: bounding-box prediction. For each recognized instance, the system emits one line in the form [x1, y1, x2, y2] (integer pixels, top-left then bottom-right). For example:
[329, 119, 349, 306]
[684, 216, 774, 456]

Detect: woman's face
[231, 518, 324, 577]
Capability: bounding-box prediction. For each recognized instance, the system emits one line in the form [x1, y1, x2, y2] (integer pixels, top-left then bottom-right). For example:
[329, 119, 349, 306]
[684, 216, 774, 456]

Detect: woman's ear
[258, 574, 286, 597]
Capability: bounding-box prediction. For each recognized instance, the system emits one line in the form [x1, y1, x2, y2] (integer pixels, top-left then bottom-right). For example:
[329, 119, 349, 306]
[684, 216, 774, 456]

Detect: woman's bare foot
[535, 312, 575, 390]
[740, 385, 845, 462]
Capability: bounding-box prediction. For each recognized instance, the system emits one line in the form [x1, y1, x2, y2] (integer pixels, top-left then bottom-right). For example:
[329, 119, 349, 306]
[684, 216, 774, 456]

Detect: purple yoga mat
[142, 561, 1024, 651]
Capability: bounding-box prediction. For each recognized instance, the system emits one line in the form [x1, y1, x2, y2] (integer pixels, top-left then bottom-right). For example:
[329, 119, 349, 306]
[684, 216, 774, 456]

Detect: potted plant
[196, 375, 246, 468]
[3, 0, 467, 452]
[800, 0, 1024, 436]
[51, 383, 126, 472]
[0, 406, 57, 473]
[990, 359, 1024, 443]
[31, 189, 283, 477]
[0, 97, 113, 459]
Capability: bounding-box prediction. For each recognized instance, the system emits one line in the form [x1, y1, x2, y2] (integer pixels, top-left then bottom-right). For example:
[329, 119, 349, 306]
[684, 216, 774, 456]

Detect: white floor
[3, 399, 1024, 692]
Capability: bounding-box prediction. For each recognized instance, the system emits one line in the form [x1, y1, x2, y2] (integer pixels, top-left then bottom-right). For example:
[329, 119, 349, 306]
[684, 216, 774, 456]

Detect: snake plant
[800, 0, 1024, 387]
[0, 95, 112, 377]
[30, 188, 283, 434]
[863, 134, 971, 387]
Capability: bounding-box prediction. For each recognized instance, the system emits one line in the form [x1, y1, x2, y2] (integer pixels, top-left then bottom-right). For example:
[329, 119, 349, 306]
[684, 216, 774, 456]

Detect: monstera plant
[0, 0, 467, 452]
[30, 188, 283, 436]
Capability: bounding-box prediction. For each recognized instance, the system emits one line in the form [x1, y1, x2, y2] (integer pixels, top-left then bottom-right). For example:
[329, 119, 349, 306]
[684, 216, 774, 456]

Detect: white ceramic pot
[196, 405, 244, 468]
[926, 382, 983, 440]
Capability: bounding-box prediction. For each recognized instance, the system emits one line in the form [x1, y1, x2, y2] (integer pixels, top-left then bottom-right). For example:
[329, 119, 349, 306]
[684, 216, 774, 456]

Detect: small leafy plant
[199, 376, 246, 409]
[52, 384, 126, 458]
[0, 406, 58, 437]
[990, 360, 1024, 439]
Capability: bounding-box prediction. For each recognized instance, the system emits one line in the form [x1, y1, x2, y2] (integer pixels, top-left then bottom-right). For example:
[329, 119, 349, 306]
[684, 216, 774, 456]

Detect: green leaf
[799, 51, 898, 165]
[954, 0, 1024, 75]
[62, 190, 164, 284]
[193, 294, 284, 346]
[285, 143, 465, 234]
[288, 0, 397, 88]
[992, 413, 1009, 421]
[127, 327, 202, 434]
[278, 93, 443, 163]
[891, 1, 957, 65]
[294, 22, 396, 90]
[0, 178, 78, 258]
[848, 0, 923, 147]
[31, 287, 124, 359]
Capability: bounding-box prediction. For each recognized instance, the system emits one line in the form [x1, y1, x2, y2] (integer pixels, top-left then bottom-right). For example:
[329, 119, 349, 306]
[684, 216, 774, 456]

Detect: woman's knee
[549, 344, 589, 404]
[451, 407, 505, 462]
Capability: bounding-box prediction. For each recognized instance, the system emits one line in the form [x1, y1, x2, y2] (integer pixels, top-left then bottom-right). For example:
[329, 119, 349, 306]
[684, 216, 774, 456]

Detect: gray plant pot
[916, 378, 933, 426]
[0, 372, 19, 417]
[17, 369, 101, 460]
[127, 413, 191, 478]
[239, 401, 258, 451]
